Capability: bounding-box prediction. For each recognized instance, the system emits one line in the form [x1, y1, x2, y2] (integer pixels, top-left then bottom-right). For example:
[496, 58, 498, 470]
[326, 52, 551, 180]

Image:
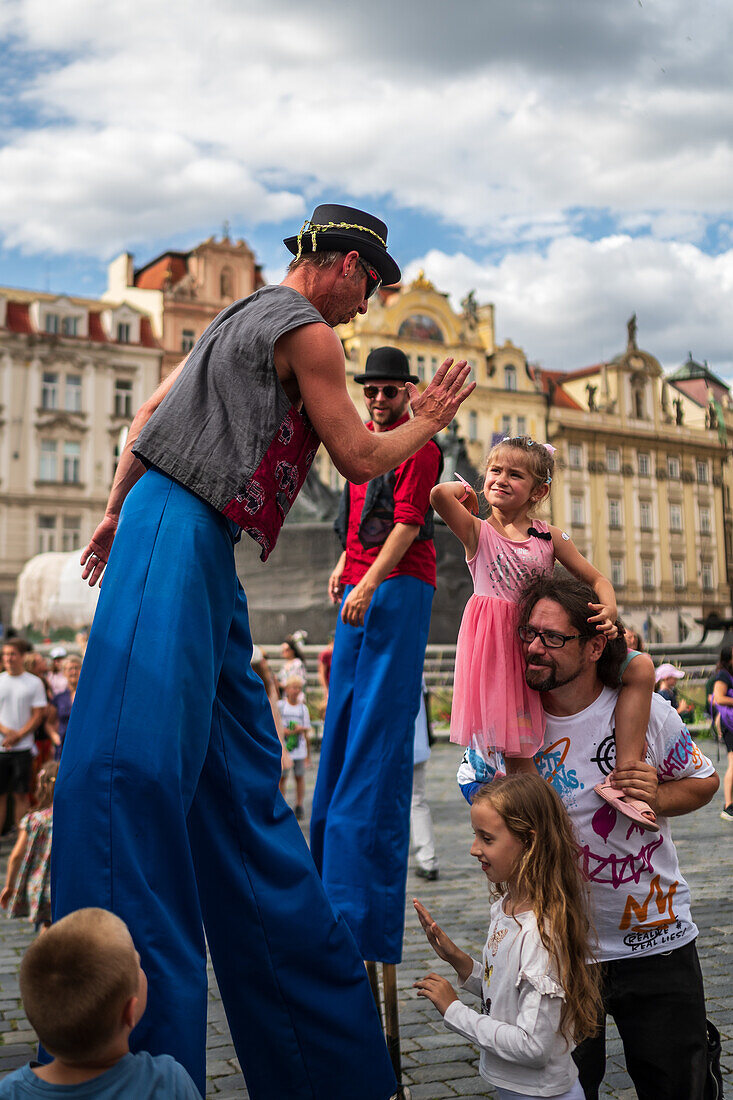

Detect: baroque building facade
[0, 287, 161, 624]
[3, 253, 730, 644]
[105, 232, 264, 380]
[316, 271, 547, 487]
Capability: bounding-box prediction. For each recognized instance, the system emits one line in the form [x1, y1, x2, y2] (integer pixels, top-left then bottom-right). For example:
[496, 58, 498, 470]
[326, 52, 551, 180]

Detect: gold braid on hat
[295, 220, 387, 261]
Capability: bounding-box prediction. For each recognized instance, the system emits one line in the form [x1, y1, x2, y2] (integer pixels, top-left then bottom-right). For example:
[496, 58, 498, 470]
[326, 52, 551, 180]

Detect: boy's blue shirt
[0, 1052, 200, 1098]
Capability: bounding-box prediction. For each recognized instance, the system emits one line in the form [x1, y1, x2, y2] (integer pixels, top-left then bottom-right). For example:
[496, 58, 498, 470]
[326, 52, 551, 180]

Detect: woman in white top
[414, 774, 602, 1100]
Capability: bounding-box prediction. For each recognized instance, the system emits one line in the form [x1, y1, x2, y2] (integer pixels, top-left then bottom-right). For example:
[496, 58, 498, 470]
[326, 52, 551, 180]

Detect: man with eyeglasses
[50, 203, 475, 1100]
[311, 345, 444, 976]
[459, 571, 719, 1100]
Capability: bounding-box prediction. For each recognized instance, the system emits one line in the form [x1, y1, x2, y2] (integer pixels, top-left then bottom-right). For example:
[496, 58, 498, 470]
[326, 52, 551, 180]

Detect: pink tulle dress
[450, 519, 555, 756]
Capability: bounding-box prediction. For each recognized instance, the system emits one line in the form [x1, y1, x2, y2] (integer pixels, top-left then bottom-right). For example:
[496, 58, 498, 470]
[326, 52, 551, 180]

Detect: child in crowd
[655, 662, 695, 723]
[278, 632, 307, 697]
[430, 435, 657, 828]
[0, 907, 199, 1097]
[414, 774, 602, 1100]
[278, 676, 312, 819]
[0, 762, 57, 932]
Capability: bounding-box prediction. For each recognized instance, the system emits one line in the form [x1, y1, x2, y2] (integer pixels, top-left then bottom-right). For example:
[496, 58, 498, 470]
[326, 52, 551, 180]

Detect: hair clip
[545, 473, 552, 485]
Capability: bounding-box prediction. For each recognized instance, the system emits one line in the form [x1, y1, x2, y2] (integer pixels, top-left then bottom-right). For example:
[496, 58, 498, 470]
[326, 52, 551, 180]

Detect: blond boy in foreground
[0, 908, 199, 1098]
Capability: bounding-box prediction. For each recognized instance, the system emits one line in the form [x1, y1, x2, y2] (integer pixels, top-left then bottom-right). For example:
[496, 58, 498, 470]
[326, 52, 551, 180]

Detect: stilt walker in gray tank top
[49, 205, 476, 1100]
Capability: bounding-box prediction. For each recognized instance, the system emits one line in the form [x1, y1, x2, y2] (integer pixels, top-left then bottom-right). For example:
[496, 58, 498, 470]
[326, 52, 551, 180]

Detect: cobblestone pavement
[0, 737, 731, 1099]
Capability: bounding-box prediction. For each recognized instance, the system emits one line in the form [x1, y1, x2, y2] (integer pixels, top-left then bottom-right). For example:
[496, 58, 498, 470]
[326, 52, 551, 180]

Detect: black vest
[334, 442, 443, 550]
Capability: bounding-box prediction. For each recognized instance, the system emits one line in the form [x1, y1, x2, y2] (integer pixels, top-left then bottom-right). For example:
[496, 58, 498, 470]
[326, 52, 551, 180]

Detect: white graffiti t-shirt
[538, 687, 715, 962]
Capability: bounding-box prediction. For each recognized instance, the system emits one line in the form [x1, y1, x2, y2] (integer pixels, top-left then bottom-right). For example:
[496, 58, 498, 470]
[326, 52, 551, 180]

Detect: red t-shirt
[341, 416, 441, 588]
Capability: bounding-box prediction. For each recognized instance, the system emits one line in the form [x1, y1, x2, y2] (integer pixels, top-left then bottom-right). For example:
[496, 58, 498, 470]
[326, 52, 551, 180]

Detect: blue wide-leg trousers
[310, 575, 433, 964]
[50, 471, 396, 1100]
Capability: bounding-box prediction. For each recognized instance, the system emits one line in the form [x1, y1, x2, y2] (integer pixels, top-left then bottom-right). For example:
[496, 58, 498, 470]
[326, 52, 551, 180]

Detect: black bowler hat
[283, 203, 401, 287]
[353, 346, 419, 384]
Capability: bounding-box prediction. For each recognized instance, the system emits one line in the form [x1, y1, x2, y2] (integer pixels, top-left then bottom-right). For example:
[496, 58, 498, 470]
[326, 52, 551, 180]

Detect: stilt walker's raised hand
[406, 358, 475, 430]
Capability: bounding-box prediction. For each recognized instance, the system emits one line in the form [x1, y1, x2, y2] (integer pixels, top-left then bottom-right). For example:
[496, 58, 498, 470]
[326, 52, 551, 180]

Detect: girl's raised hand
[414, 972, 458, 1016]
[413, 899, 473, 982]
[588, 602, 618, 639]
[414, 898, 455, 961]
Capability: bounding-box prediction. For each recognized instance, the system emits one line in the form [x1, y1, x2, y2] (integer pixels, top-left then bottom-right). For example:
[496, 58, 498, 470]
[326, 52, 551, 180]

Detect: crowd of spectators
[0, 636, 83, 836]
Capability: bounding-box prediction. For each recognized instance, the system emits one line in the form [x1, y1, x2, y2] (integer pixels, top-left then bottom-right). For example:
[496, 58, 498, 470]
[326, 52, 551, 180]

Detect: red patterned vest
[134, 286, 323, 561]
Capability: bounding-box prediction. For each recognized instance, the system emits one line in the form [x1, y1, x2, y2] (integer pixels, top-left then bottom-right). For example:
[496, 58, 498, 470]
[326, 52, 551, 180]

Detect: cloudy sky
[0, 0, 731, 373]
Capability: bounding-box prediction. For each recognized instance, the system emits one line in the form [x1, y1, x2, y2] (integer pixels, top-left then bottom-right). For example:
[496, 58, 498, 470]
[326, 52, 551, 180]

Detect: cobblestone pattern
[0, 737, 730, 1099]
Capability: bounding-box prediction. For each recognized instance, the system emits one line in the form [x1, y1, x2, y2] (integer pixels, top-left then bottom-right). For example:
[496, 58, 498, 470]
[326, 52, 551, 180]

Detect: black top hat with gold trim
[284, 203, 401, 287]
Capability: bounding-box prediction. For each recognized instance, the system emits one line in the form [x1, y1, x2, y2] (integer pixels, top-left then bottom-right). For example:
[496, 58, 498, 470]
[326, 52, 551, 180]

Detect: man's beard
[371, 403, 409, 427]
[524, 658, 581, 692]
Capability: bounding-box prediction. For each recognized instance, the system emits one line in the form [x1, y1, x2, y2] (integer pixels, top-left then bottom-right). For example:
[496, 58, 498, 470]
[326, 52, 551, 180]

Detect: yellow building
[316, 272, 547, 487]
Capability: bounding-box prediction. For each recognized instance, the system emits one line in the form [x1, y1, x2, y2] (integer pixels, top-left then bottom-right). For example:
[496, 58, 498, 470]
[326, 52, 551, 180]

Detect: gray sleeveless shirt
[133, 285, 323, 560]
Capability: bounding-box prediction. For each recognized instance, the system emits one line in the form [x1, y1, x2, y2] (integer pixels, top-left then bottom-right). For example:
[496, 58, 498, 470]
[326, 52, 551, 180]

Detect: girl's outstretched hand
[588, 602, 618, 639]
[413, 899, 473, 981]
[414, 972, 458, 1016]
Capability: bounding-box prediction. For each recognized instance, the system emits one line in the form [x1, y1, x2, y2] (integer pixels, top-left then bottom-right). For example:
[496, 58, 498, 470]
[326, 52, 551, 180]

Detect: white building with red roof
[0, 286, 161, 626]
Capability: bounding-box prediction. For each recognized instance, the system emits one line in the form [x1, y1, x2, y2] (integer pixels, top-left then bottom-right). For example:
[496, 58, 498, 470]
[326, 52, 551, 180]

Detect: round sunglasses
[362, 383, 406, 399]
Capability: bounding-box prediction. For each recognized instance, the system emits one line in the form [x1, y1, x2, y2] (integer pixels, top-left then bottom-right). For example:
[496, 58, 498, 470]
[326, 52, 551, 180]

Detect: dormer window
[45, 313, 59, 335]
[61, 316, 79, 337]
[504, 365, 517, 391]
[117, 322, 131, 343]
[631, 376, 647, 419]
[220, 266, 233, 299]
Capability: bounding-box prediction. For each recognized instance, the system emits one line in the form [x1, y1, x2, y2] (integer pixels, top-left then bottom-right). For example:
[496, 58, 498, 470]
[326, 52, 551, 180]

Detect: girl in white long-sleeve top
[414, 774, 602, 1100]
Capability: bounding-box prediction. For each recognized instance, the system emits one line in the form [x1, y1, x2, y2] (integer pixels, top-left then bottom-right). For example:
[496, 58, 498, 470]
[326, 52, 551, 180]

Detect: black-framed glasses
[357, 256, 382, 299]
[362, 383, 405, 399]
[517, 625, 590, 649]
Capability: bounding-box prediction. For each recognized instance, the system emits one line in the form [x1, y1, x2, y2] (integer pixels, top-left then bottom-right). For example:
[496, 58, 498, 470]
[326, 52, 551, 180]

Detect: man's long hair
[517, 572, 627, 687]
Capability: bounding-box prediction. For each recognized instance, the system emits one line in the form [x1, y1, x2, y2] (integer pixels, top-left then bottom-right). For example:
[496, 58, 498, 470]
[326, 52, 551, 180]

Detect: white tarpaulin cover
[12, 552, 100, 630]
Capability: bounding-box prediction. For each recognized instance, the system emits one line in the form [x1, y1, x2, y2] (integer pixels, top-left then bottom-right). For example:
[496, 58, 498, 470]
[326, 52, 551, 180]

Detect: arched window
[504, 364, 517, 391]
[397, 314, 444, 343]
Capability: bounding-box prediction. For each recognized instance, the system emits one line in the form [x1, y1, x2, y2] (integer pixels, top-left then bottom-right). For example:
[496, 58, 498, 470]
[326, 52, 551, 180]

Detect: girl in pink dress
[431, 436, 658, 829]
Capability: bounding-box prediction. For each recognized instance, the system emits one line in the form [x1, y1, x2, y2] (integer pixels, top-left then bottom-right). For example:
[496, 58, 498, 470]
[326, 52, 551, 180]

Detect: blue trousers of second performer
[49, 471, 396, 1100]
[310, 575, 433, 964]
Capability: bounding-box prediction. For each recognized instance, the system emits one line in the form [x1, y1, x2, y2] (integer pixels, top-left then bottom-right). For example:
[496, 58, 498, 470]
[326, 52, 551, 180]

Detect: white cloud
[405, 236, 733, 376]
[0, 126, 303, 255]
[0, 0, 730, 262]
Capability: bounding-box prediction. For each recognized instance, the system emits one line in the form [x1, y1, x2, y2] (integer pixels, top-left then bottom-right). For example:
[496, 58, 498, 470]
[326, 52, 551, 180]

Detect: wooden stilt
[383, 962, 409, 1096]
[365, 959, 382, 1023]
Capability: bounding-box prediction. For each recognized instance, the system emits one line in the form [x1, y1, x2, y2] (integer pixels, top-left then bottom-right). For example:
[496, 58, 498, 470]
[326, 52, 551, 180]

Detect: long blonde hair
[472, 774, 602, 1042]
